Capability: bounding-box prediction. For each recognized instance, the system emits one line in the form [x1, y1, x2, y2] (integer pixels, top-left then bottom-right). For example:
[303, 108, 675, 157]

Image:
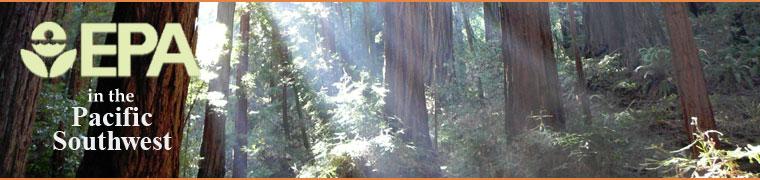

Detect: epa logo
[20, 22, 200, 78]
[20, 22, 77, 78]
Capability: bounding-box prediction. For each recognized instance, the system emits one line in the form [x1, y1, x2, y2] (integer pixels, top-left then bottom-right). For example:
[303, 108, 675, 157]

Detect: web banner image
[0, 2, 758, 179]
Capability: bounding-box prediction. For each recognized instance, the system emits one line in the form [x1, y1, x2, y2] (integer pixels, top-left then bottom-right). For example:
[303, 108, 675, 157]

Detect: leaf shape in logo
[19, 49, 49, 77]
[49, 49, 77, 77]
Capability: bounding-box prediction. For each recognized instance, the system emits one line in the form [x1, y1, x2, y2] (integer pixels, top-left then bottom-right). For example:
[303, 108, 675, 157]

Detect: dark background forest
[1, 2, 759, 178]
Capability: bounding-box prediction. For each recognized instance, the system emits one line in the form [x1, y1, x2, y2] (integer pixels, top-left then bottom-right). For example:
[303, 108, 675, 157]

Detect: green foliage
[694, 3, 760, 93]
[26, 83, 88, 177]
[648, 119, 760, 178]
[178, 79, 206, 177]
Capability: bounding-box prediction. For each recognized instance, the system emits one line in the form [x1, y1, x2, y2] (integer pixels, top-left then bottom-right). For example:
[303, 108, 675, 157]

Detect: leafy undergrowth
[647, 118, 760, 178]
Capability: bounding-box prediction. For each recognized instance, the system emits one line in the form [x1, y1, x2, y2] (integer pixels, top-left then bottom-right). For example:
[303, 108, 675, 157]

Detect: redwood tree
[501, 2, 564, 133]
[76, 3, 198, 177]
[383, 3, 441, 177]
[427, 2, 453, 152]
[582, 3, 665, 68]
[662, 2, 719, 155]
[197, 2, 234, 178]
[232, 10, 251, 178]
[0, 3, 54, 177]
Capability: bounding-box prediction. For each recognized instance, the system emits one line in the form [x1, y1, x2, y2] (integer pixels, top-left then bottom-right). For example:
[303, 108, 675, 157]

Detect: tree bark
[662, 2, 719, 156]
[362, 3, 373, 57]
[567, 3, 593, 125]
[66, 3, 86, 100]
[427, 2, 453, 153]
[197, 2, 234, 178]
[76, 3, 198, 177]
[483, 2, 501, 42]
[383, 3, 441, 177]
[459, 3, 476, 52]
[501, 3, 564, 133]
[582, 3, 624, 56]
[582, 3, 665, 69]
[232, 10, 251, 178]
[47, 3, 72, 85]
[0, 3, 54, 177]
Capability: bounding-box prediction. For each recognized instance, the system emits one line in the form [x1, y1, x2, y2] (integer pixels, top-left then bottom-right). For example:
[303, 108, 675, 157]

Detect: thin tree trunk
[76, 3, 198, 177]
[318, 4, 357, 82]
[48, 3, 72, 85]
[662, 2, 719, 156]
[0, 3, 54, 177]
[501, 3, 564, 133]
[269, 7, 294, 150]
[281, 84, 290, 139]
[66, 3, 86, 100]
[294, 85, 312, 156]
[232, 10, 252, 178]
[362, 3, 372, 57]
[50, 121, 66, 177]
[567, 3, 593, 125]
[460, 3, 476, 52]
[459, 3, 485, 103]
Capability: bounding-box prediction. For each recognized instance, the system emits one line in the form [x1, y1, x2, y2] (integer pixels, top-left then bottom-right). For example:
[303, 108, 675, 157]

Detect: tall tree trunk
[383, 3, 441, 177]
[50, 121, 66, 177]
[232, 10, 251, 178]
[621, 3, 664, 69]
[294, 85, 311, 156]
[362, 3, 373, 57]
[459, 3, 476, 52]
[662, 2, 719, 156]
[265, 9, 295, 177]
[47, 3, 73, 85]
[427, 2, 453, 153]
[583, 3, 665, 69]
[317, 4, 357, 88]
[281, 83, 290, 139]
[730, 11, 748, 44]
[485, 2, 508, 130]
[582, 3, 626, 57]
[483, 2, 501, 42]
[567, 3, 593, 125]
[459, 3, 485, 103]
[76, 3, 198, 177]
[197, 2, 234, 178]
[271, 18, 292, 141]
[66, 3, 86, 100]
[501, 2, 564, 133]
[0, 3, 54, 177]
